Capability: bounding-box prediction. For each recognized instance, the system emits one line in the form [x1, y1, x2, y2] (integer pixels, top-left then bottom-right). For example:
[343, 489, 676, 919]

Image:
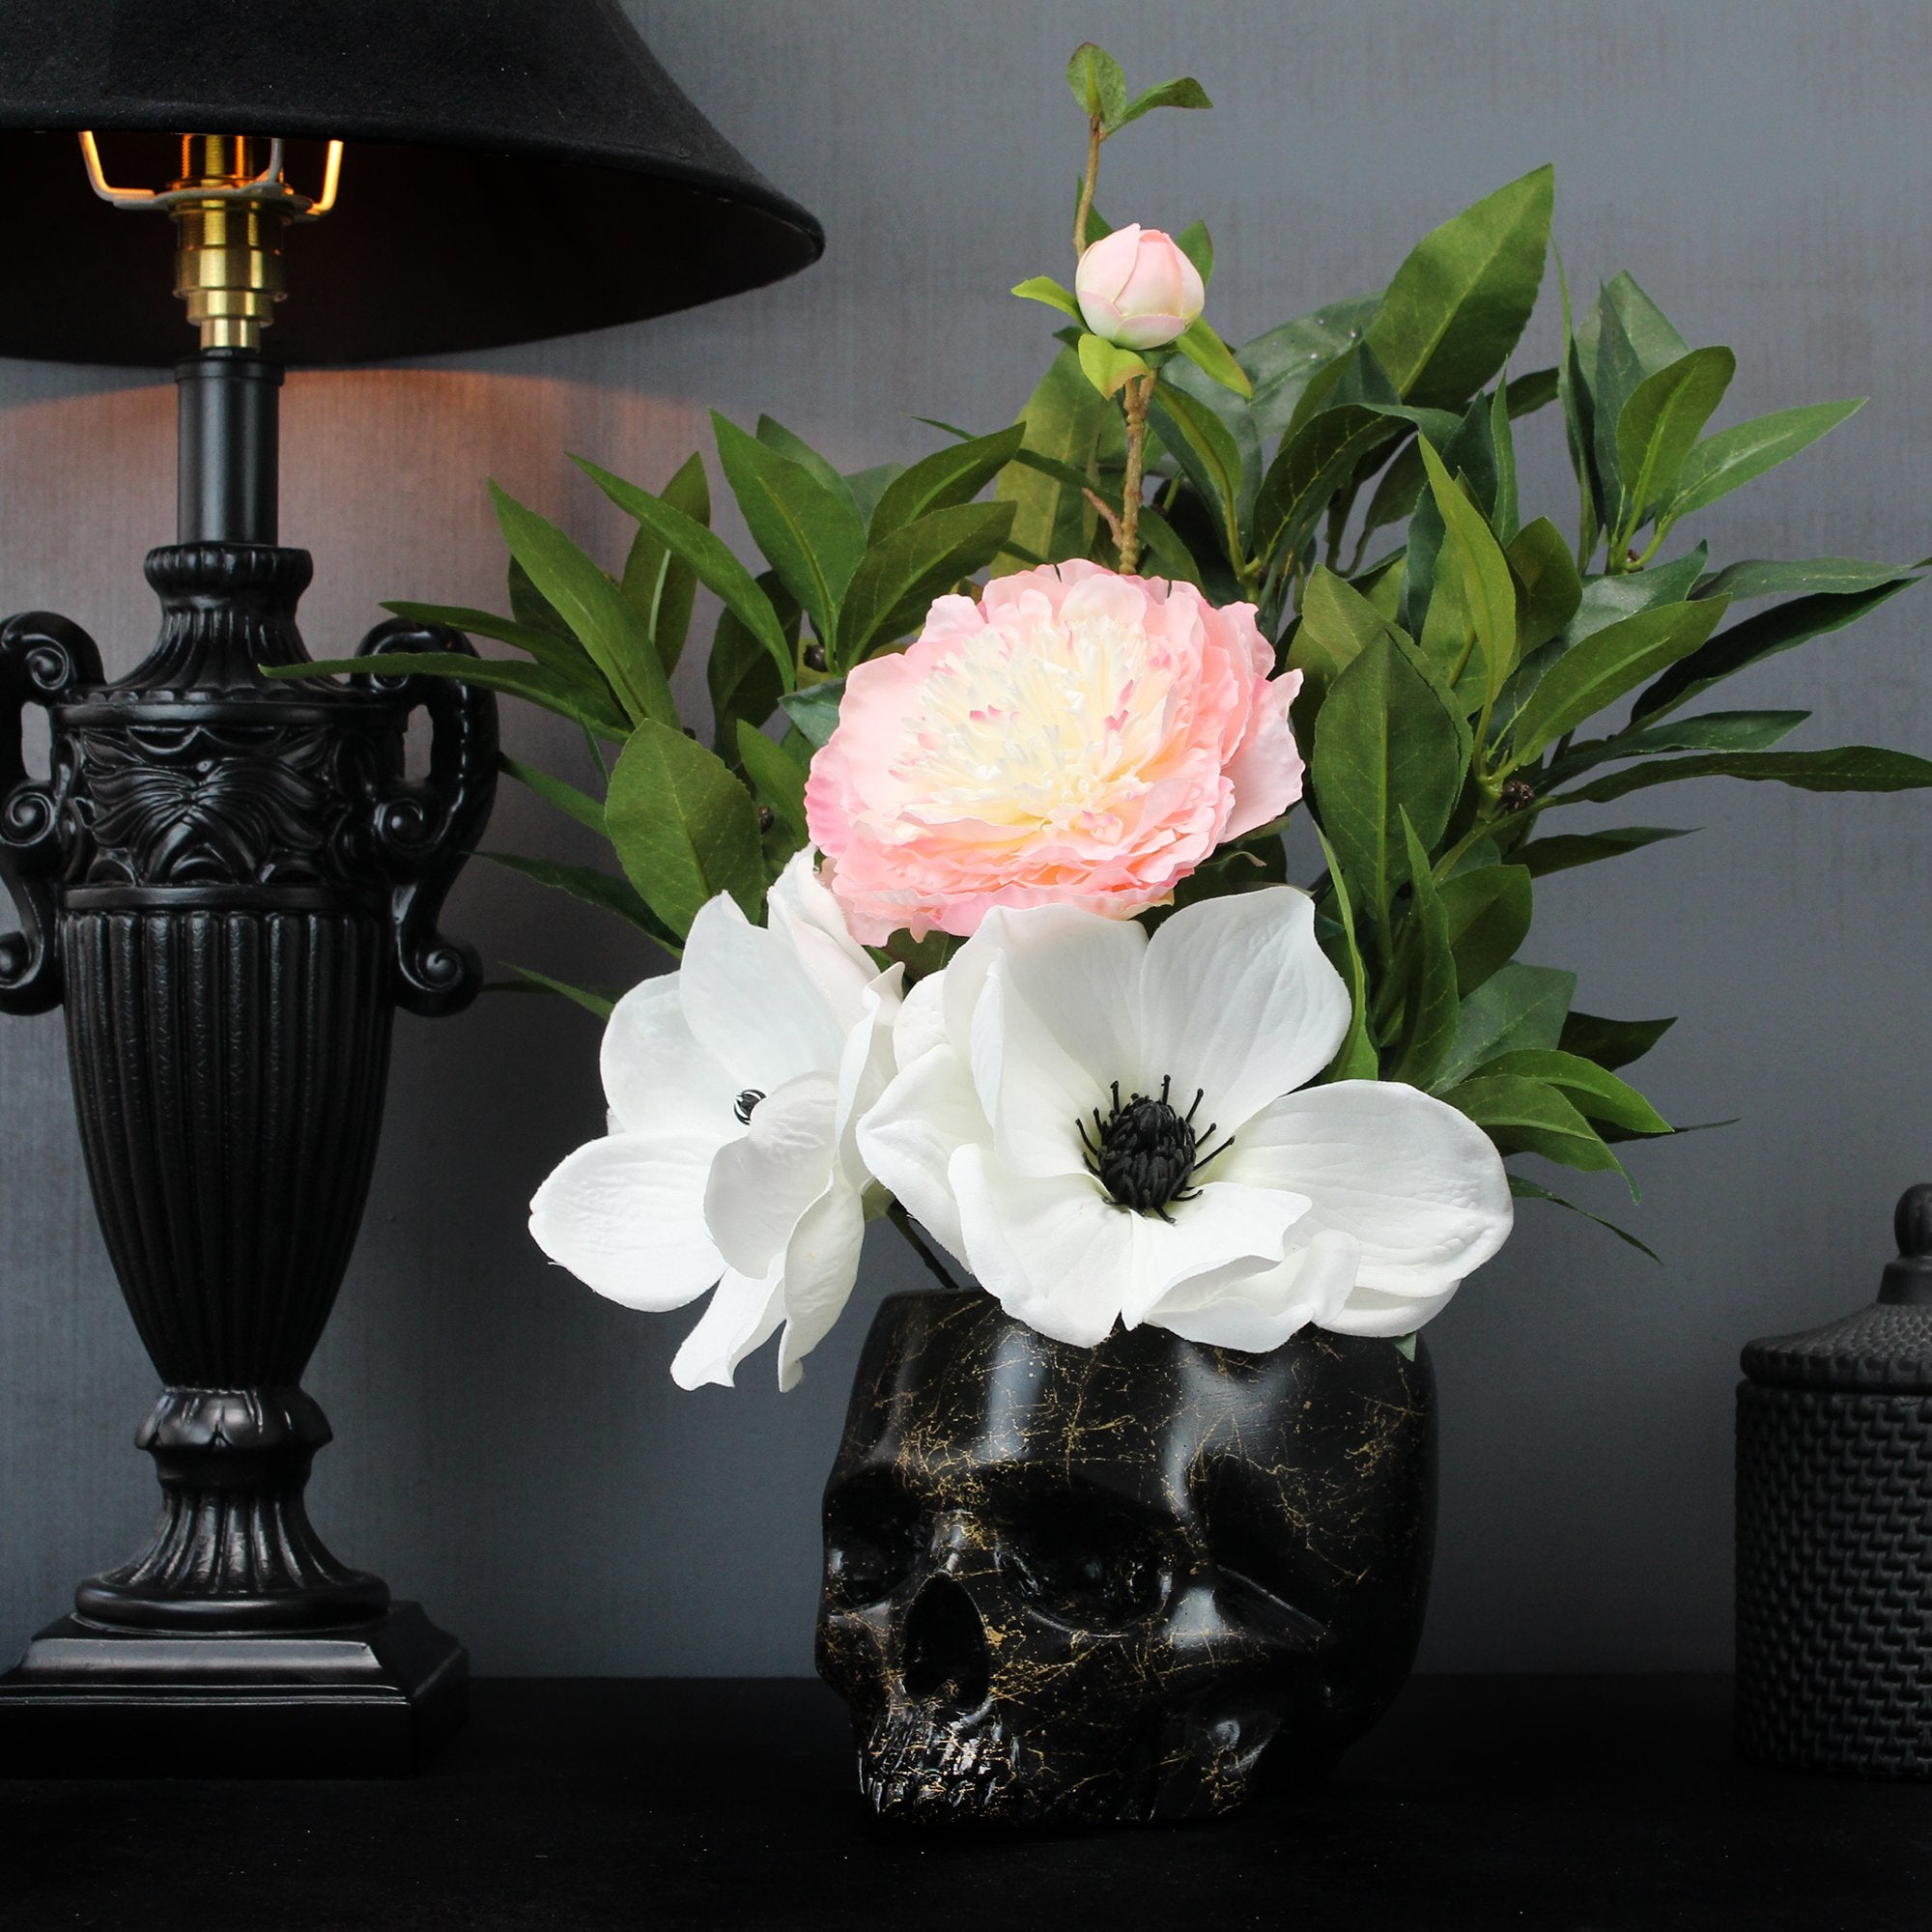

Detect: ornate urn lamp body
[0, 0, 819, 1772]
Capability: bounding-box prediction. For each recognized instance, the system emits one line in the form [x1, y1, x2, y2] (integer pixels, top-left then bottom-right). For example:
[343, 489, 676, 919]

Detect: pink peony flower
[1074, 225, 1206, 351]
[805, 561, 1304, 945]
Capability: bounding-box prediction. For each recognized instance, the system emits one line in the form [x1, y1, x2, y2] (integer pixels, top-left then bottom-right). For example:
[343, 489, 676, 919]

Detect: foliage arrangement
[276, 43, 1931, 1377]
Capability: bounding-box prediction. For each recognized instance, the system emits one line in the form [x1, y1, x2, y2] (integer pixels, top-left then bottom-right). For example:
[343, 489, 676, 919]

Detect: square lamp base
[0, 1602, 467, 1776]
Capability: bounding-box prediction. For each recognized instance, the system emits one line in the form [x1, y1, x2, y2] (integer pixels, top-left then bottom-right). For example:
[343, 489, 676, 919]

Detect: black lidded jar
[1737, 1184, 1932, 1776]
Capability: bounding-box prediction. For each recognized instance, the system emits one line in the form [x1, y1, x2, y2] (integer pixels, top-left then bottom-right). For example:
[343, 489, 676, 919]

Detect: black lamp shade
[0, 0, 824, 365]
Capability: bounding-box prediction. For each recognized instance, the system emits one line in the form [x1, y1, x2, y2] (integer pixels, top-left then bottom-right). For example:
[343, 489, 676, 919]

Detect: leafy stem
[1073, 113, 1103, 257]
[1119, 371, 1153, 572]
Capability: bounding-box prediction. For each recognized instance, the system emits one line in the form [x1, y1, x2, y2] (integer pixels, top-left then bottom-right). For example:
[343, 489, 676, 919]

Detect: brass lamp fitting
[78, 131, 343, 351]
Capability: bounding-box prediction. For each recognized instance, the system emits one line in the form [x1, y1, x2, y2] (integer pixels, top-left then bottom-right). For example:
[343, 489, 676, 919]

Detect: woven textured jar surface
[1736, 1186, 1932, 1776]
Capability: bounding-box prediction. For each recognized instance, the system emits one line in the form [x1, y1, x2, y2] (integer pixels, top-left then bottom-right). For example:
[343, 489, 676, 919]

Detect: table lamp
[0, 0, 821, 1773]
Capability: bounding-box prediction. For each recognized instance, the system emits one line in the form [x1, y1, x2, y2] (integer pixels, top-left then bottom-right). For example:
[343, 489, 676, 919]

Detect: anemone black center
[1078, 1076, 1232, 1222]
[734, 1089, 765, 1125]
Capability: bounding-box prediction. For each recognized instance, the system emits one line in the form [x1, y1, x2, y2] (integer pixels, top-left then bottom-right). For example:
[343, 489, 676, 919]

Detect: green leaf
[755, 416, 861, 517]
[1499, 549, 1716, 742]
[1614, 346, 1735, 530]
[1508, 1174, 1660, 1260]
[1491, 378, 1519, 543]
[381, 600, 617, 703]
[1543, 708, 1808, 785]
[1448, 1073, 1624, 1179]
[708, 572, 795, 764]
[605, 719, 766, 939]
[1550, 545, 1711, 654]
[1240, 293, 1383, 445]
[265, 650, 628, 737]
[1549, 745, 1932, 808]
[1148, 383, 1247, 564]
[843, 464, 902, 526]
[837, 501, 1017, 667]
[1560, 1010, 1676, 1072]
[1585, 275, 1690, 523]
[506, 554, 573, 641]
[500, 754, 604, 835]
[1506, 368, 1560, 418]
[1436, 864, 1533, 996]
[501, 964, 618, 1020]
[1176, 219, 1213, 285]
[1115, 75, 1212, 128]
[778, 679, 846, 750]
[1172, 318, 1252, 398]
[1515, 826, 1692, 877]
[1482, 1048, 1672, 1135]
[1365, 165, 1553, 410]
[1435, 384, 1501, 524]
[1066, 42, 1128, 126]
[382, 601, 570, 661]
[736, 720, 810, 844]
[1505, 517, 1583, 653]
[995, 348, 1107, 570]
[1584, 272, 1691, 387]
[1556, 251, 1603, 541]
[870, 425, 1025, 542]
[1282, 337, 1398, 444]
[1312, 823, 1378, 1081]
[1632, 576, 1919, 722]
[1393, 811, 1460, 1087]
[712, 411, 867, 655]
[1696, 557, 1917, 602]
[1133, 502, 1203, 587]
[575, 454, 793, 686]
[1253, 405, 1408, 574]
[1012, 274, 1084, 322]
[1418, 436, 1519, 704]
[1289, 565, 1406, 719]
[490, 482, 676, 727]
[1077, 333, 1152, 400]
[1355, 439, 1429, 554]
[619, 449, 709, 678]
[1310, 634, 1466, 950]
[1504, 596, 1728, 767]
[1663, 399, 1863, 522]
[1435, 961, 1576, 1090]
[481, 851, 667, 941]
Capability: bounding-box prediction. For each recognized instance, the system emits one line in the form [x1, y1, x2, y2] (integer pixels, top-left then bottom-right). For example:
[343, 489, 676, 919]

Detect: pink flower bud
[1073, 224, 1206, 351]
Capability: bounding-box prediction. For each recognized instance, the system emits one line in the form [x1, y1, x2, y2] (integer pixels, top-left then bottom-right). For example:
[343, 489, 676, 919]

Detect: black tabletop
[4, 1674, 1926, 1931]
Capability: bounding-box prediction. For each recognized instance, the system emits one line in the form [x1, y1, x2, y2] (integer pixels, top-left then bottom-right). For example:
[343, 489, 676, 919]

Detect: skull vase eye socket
[815, 1290, 1437, 1829]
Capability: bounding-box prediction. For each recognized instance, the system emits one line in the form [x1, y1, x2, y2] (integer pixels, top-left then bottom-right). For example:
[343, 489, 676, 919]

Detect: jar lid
[1741, 1184, 1932, 1391]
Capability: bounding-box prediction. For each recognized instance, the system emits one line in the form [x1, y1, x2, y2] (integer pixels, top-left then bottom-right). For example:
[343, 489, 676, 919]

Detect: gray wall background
[3, 0, 1930, 1675]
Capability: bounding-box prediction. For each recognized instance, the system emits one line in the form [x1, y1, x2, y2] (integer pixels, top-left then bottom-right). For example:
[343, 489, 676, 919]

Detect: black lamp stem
[176, 350, 280, 546]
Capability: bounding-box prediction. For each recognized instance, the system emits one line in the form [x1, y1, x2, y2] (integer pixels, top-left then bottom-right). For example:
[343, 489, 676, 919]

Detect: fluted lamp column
[0, 0, 821, 1774]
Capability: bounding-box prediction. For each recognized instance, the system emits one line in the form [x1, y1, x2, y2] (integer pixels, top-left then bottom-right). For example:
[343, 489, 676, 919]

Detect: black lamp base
[0, 1603, 467, 1776]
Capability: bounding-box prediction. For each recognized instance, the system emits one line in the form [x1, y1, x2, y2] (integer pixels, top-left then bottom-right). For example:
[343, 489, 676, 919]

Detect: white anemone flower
[528, 849, 899, 1390]
[857, 889, 1511, 1352]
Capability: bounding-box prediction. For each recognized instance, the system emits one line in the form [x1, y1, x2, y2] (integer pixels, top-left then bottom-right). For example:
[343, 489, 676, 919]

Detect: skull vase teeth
[815, 1290, 1435, 1828]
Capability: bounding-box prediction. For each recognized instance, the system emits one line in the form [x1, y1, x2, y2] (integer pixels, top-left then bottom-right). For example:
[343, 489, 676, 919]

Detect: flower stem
[1073, 115, 1103, 258]
[886, 1201, 969, 1295]
[1120, 372, 1151, 574]
[1083, 485, 1125, 554]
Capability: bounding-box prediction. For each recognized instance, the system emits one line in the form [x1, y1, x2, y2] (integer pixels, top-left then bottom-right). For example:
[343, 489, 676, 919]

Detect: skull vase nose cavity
[902, 1576, 990, 1714]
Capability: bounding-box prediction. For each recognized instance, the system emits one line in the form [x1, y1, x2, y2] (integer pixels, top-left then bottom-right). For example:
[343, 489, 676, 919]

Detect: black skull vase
[816, 1289, 1435, 1827]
